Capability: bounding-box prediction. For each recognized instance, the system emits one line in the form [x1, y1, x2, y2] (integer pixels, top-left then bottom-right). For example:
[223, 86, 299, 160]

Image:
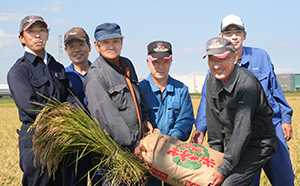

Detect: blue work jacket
[140, 74, 195, 141]
[65, 61, 91, 106]
[195, 46, 293, 133]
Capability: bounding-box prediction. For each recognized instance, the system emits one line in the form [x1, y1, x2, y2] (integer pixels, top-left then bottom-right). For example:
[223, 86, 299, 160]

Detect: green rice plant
[29, 97, 148, 186]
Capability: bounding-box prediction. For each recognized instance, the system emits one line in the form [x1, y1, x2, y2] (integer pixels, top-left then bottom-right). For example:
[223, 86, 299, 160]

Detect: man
[204, 37, 276, 186]
[191, 14, 294, 186]
[7, 15, 75, 186]
[139, 41, 194, 186]
[84, 22, 153, 185]
[65, 27, 91, 106]
[140, 41, 194, 141]
[64, 27, 102, 186]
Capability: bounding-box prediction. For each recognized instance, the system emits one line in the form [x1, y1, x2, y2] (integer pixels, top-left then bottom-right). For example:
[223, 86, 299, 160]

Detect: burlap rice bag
[141, 129, 224, 186]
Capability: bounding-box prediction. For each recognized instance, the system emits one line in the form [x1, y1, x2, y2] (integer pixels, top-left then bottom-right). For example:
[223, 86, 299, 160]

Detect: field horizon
[0, 93, 299, 185]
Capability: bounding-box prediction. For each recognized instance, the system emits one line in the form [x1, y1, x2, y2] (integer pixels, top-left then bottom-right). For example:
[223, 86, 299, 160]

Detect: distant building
[276, 73, 300, 91]
[0, 84, 11, 98]
[171, 75, 206, 93]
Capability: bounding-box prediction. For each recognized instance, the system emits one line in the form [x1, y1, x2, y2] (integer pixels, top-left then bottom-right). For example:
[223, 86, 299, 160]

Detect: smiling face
[94, 38, 122, 65]
[65, 40, 91, 66]
[19, 22, 49, 57]
[208, 51, 238, 85]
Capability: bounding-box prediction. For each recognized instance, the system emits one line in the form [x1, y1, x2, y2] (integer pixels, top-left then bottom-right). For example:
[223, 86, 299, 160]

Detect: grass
[0, 94, 299, 185]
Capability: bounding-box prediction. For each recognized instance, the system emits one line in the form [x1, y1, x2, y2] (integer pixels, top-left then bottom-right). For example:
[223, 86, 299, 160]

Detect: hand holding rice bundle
[30, 100, 223, 186]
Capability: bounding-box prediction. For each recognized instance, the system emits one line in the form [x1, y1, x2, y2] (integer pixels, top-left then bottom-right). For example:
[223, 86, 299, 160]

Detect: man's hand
[141, 120, 154, 135]
[133, 143, 146, 157]
[190, 130, 204, 144]
[210, 171, 225, 186]
[282, 123, 293, 141]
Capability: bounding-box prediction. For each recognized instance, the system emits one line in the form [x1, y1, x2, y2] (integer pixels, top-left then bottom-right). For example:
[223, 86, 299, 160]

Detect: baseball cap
[94, 23, 124, 41]
[19, 15, 48, 34]
[147, 41, 172, 62]
[204, 37, 235, 59]
[221, 14, 244, 32]
[64, 27, 89, 45]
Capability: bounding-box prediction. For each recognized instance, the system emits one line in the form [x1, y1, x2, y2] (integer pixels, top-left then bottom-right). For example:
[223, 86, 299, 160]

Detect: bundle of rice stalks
[30, 98, 148, 186]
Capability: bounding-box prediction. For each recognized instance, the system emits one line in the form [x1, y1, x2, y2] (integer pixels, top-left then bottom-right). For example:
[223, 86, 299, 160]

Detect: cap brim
[221, 24, 244, 32]
[96, 34, 124, 41]
[148, 55, 172, 62]
[24, 21, 48, 32]
[203, 51, 230, 59]
[64, 37, 85, 45]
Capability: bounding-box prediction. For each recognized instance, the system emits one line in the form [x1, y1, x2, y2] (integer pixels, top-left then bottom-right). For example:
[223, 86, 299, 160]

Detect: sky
[1, 0, 300, 83]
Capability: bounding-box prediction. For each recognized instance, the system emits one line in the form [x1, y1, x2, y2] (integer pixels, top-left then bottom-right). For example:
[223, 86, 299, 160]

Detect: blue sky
[1, 0, 300, 83]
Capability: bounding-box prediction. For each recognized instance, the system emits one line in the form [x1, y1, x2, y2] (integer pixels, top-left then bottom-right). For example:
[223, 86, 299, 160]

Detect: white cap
[221, 14, 244, 32]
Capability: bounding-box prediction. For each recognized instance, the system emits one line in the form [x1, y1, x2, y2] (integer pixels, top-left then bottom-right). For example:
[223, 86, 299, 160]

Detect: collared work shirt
[206, 65, 276, 177]
[140, 74, 194, 141]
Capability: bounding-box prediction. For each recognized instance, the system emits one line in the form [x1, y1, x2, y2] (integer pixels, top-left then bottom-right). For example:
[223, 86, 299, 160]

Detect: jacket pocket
[108, 84, 128, 111]
[167, 102, 180, 123]
[30, 76, 49, 87]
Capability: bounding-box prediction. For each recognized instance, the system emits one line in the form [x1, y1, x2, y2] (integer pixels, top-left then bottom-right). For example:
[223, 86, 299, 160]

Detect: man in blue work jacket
[7, 15, 77, 186]
[190, 14, 294, 186]
[140, 41, 195, 186]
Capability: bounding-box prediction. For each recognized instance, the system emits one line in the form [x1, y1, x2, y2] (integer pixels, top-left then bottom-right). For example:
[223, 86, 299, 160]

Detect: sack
[141, 129, 224, 186]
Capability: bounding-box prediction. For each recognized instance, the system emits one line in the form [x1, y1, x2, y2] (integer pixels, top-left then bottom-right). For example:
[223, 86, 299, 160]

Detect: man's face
[19, 22, 49, 53]
[147, 58, 172, 82]
[208, 52, 238, 85]
[65, 40, 91, 65]
[94, 38, 122, 63]
[219, 25, 246, 51]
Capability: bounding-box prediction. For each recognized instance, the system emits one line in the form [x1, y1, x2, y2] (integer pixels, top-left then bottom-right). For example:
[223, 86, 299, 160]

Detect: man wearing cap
[64, 27, 102, 186]
[139, 41, 194, 186]
[7, 15, 76, 185]
[84, 23, 153, 185]
[140, 41, 194, 141]
[203, 37, 276, 186]
[191, 14, 294, 186]
[65, 27, 91, 106]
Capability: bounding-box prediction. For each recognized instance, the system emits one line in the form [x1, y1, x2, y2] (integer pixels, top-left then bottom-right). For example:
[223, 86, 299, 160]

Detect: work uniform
[206, 65, 276, 185]
[196, 46, 294, 185]
[7, 48, 76, 186]
[139, 74, 194, 141]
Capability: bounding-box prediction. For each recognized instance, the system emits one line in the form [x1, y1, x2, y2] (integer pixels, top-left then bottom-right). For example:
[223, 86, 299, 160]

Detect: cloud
[0, 13, 27, 22]
[42, 0, 63, 13]
[50, 19, 72, 27]
[0, 28, 18, 48]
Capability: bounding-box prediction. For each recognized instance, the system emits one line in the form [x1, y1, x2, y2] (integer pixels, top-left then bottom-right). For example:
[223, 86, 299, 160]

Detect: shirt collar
[146, 74, 174, 93]
[24, 46, 48, 64]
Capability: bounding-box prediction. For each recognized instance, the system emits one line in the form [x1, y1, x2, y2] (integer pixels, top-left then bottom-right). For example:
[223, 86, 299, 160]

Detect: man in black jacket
[7, 15, 76, 186]
[204, 37, 276, 186]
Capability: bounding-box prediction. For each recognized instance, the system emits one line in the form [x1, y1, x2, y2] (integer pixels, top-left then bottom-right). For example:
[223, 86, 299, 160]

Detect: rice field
[0, 94, 299, 185]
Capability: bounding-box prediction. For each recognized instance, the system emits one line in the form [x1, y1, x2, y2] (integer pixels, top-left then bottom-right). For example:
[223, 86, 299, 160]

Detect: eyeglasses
[222, 29, 244, 37]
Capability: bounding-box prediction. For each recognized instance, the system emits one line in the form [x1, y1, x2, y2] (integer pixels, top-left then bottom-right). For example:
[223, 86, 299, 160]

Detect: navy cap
[94, 23, 124, 41]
